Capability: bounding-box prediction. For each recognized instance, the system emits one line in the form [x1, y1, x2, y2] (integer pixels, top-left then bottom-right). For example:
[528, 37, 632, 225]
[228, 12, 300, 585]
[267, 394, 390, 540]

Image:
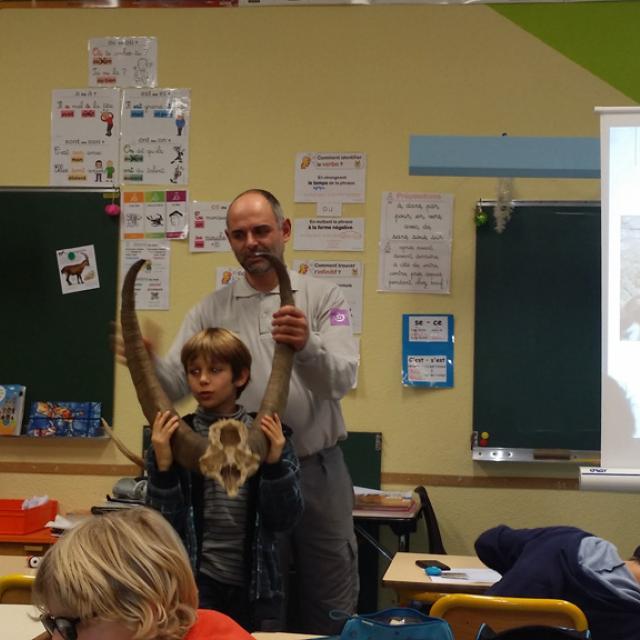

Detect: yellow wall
[2, 5, 640, 557]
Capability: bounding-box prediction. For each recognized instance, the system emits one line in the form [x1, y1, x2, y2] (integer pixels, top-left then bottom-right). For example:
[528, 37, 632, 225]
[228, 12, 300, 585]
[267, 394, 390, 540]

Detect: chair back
[414, 486, 446, 554]
[429, 594, 588, 640]
[0, 573, 35, 604]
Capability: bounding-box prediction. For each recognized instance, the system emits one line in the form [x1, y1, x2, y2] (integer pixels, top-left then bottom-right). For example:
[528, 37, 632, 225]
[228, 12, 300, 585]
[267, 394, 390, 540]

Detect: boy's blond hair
[180, 328, 252, 397]
[32, 507, 198, 640]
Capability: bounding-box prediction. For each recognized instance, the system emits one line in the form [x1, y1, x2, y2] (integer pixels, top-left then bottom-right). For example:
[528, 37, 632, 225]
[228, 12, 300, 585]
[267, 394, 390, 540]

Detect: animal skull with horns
[118, 253, 295, 496]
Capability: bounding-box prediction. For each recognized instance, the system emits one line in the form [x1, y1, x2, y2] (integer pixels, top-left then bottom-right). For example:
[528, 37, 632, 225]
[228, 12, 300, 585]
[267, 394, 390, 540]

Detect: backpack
[336, 607, 454, 640]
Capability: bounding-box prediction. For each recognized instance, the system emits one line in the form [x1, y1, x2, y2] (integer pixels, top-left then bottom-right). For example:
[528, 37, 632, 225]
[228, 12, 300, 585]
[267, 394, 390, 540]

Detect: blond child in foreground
[32, 506, 254, 640]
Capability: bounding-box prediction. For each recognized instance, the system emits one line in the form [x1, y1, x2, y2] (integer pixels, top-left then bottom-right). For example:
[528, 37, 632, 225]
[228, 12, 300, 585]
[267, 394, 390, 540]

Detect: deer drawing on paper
[61, 252, 90, 285]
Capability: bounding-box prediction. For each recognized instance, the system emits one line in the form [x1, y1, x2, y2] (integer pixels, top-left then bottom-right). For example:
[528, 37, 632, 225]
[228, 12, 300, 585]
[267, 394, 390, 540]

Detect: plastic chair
[0, 573, 35, 604]
[430, 594, 588, 640]
[414, 485, 447, 554]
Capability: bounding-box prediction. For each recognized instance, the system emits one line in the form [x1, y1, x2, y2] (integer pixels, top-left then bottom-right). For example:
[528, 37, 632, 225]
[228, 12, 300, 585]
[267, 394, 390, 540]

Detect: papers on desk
[354, 486, 414, 511]
[429, 568, 502, 585]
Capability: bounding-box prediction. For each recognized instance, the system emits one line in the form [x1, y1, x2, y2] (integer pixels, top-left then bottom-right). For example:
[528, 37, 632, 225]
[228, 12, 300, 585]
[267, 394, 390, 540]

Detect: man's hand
[271, 305, 309, 352]
[110, 319, 161, 366]
[151, 410, 180, 471]
[260, 413, 285, 464]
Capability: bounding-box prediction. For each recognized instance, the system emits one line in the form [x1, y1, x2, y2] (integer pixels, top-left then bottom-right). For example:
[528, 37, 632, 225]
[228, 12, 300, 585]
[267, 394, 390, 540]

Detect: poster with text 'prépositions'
[50, 88, 120, 186]
[120, 88, 190, 185]
[402, 314, 454, 388]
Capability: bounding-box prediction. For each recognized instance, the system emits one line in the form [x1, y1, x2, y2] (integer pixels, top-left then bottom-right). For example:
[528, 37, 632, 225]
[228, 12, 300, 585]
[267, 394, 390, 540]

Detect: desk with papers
[382, 552, 501, 604]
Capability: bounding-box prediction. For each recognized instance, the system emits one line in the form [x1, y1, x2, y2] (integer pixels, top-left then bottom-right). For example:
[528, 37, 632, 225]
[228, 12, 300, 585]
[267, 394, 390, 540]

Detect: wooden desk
[0, 604, 42, 640]
[383, 552, 496, 604]
[0, 529, 56, 557]
[353, 501, 421, 561]
[0, 555, 37, 576]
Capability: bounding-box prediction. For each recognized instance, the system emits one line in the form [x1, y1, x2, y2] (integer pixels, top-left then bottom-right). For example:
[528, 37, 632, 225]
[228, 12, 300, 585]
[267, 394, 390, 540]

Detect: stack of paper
[354, 487, 415, 511]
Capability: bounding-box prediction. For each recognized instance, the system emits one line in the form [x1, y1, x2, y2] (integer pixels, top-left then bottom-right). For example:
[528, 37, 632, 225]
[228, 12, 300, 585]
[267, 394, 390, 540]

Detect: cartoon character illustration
[105, 160, 115, 181]
[146, 213, 164, 227]
[133, 57, 151, 87]
[169, 209, 184, 226]
[60, 252, 90, 285]
[171, 146, 184, 164]
[221, 270, 233, 285]
[298, 263, 309, 275]
[175, 111, 185, 136]
[300, 155, 312, 170]
[169, 163, 183, 184]
[94, 160, 103, 182]
[101, 111, 114, 136]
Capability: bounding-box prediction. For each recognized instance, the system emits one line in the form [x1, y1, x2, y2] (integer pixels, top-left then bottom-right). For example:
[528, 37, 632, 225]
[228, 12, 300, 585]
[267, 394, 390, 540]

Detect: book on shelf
[0, 384, 26, 436]
[353, 487, 415, 511]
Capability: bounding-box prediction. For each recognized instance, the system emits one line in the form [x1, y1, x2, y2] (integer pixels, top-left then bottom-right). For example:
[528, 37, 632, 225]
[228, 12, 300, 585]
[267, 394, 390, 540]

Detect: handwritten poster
[293, 218, 365, 251]
[121, 190, 188, 240]
[295, 152, 366, 203]
[89, 37, 157, 88]
[50, 88, 120, 186]
[121, 240, 170, 310]
[293, 260, 363, 334]
[190, 201, 230, 252]
[378, 192, 453, 293]
[120, 88, 190, 185]
[402, 314, 454, 388]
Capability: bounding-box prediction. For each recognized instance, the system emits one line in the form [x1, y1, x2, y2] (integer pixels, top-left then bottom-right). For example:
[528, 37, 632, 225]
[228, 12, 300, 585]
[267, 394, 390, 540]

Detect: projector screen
[600, 107, 640, 468]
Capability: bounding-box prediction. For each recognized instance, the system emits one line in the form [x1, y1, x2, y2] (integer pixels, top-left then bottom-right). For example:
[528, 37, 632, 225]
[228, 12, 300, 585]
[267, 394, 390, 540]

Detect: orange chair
[430, 593, 588, 640]
[0, 573, 35, 604]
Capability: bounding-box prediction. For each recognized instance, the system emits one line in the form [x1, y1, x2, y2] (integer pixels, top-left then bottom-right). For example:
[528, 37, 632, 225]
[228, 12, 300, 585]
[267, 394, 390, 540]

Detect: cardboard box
[0, 385, 27, 436]
[26, 401, 102, 437]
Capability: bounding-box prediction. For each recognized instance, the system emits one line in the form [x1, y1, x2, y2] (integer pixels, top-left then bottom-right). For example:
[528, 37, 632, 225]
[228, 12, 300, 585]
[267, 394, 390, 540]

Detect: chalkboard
[0, 188, 119, 431]
[472, 202, 601, 461]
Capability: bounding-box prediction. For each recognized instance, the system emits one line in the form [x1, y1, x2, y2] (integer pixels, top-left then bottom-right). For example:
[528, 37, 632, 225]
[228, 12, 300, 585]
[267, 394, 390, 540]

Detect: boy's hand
[151, 410, 180, 472]
[260, 413, 285, 464]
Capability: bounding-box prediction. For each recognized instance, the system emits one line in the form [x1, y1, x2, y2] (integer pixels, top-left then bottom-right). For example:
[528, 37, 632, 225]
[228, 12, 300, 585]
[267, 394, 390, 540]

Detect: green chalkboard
[0, 188, 119, 431]
[472, 202, 601, 460]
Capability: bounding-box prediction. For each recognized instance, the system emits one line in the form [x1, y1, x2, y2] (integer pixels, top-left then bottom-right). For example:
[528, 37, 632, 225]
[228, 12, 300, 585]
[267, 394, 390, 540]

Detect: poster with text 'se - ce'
[120, 88, 190, 186]
[402, 314, 454, 388]
[50, 88, 120, 186]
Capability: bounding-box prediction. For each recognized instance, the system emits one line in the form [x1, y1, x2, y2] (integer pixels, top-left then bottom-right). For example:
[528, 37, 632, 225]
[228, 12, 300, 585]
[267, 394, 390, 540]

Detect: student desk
[352, 501, 422, 561]
[0, 604, 41, 640]
[383, 552, 495, 604]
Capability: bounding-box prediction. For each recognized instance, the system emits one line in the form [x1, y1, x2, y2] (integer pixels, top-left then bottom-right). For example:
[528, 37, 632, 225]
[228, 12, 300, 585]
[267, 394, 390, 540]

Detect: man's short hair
[32, 507, 198, 640]
[180, 327, 252, 397]
[227, 188, 285, 227]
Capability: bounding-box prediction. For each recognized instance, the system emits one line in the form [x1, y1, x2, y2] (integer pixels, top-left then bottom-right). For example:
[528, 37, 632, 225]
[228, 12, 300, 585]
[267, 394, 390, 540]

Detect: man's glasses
[40, 613, 81, 640]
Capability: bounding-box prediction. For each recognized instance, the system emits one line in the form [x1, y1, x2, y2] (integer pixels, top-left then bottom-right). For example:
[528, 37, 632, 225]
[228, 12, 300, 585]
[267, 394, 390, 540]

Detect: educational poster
[215, 266, 246, 288]
[56, 244, 100, 295]
[50, 88, 120, 186]
[378, 192, 453, 294]
[121, 240, 170, 309]
[293, 260, 363, 334]
[190, 201, 230, 252]
[120, 88, 190, 185]
[89, 37, 157, 88]
[293, 218, 365, 251]
[294, 152, 366, 203]
[121, 190, 188, 240]
[401, 314, 454, 388]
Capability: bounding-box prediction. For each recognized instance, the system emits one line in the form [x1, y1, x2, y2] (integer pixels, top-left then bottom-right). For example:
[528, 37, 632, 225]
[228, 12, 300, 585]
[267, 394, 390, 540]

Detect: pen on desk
[424, 566, 469, 578]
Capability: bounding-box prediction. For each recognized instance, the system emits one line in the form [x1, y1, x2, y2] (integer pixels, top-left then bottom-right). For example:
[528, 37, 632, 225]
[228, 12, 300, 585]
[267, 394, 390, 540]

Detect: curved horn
[121, 256, 295, 495]
[121, 259, 206, 472]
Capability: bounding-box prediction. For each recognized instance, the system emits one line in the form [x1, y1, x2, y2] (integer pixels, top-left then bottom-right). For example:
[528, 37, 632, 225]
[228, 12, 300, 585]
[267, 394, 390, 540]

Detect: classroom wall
[2, 3, 640, 558]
